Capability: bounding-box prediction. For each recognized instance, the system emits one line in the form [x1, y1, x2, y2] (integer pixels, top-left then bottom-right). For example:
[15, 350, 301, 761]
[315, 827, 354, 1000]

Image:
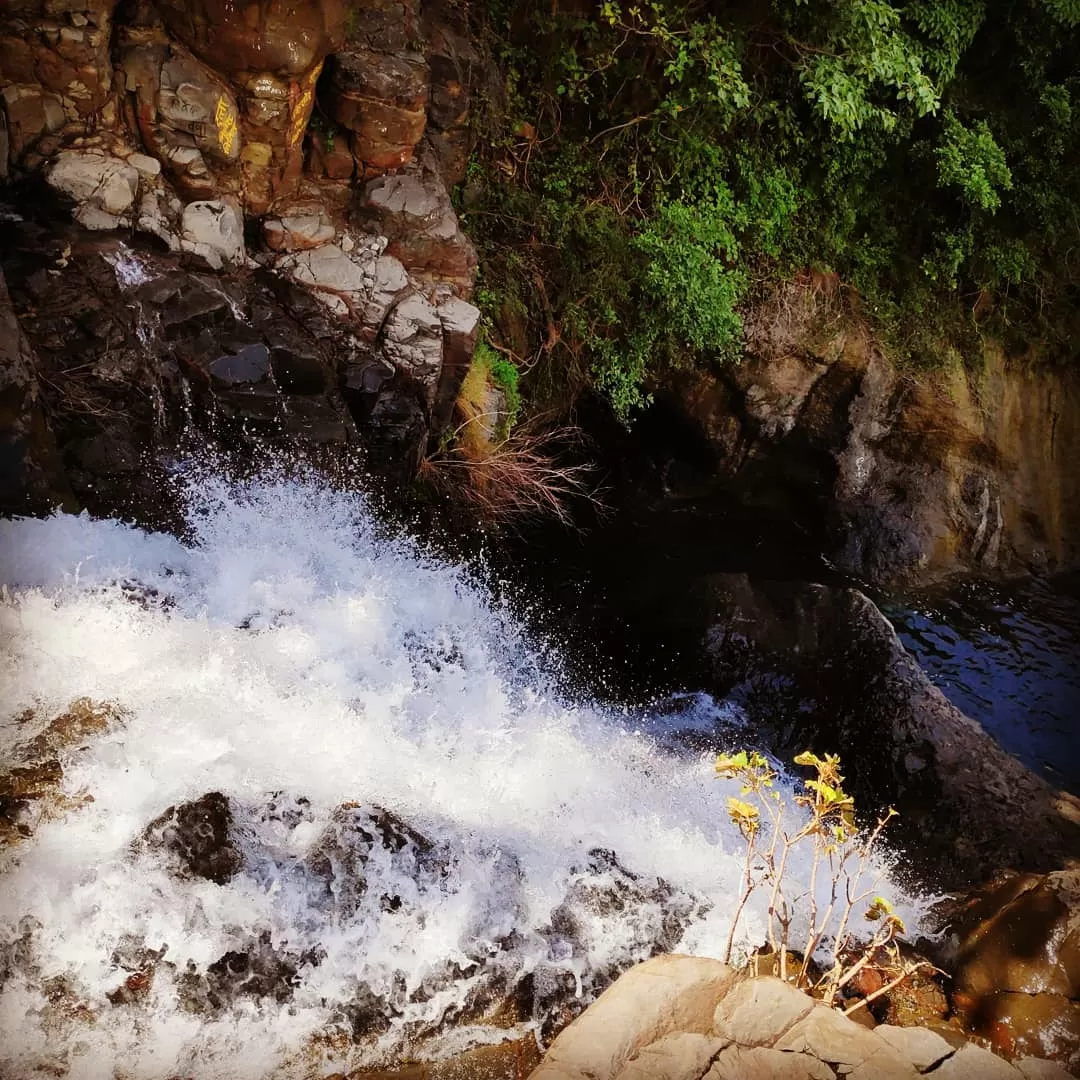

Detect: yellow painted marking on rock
[289, 86, 314, 146]
[288, 62, 323, 147]
[215, 95, 238, 156]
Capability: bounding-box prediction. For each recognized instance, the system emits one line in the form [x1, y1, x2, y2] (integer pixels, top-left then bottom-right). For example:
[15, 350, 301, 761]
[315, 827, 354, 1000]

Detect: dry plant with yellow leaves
[716, 749, 930, 1013]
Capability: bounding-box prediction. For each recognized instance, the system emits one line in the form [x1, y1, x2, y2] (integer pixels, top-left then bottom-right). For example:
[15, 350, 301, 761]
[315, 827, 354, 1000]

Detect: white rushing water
[0, 468, 929, 1079]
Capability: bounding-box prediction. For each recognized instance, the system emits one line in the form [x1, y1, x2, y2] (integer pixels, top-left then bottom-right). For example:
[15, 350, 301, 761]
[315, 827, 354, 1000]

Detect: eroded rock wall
[663, 283, 1080, 587]
[0, 0, 480, 517]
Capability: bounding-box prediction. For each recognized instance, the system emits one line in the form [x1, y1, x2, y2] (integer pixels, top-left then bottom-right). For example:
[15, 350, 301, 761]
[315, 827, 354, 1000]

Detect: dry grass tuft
[419, 421, 603, 529]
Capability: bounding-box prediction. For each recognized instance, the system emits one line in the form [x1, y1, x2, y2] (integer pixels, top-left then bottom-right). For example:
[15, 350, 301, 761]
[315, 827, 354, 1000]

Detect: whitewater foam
[0, 470, 929, 1079]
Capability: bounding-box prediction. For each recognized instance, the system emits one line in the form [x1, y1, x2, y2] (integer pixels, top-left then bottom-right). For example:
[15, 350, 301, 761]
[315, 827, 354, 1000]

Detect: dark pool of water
[884, 574, 1080, 795]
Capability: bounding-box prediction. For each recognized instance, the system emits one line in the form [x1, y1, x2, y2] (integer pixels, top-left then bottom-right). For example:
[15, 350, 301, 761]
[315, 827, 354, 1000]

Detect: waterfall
[0, 464, 928, 1079]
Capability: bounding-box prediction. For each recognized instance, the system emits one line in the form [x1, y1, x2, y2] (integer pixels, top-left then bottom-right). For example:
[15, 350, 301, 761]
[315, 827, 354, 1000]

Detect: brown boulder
[947, 871, 1080, 1071]
[0, 0, 119, 161]
[356, 163, 477, 290]
[661, 282, 1080, 588]
[153, 0, 346, 79]
[325, 45, 429, 175]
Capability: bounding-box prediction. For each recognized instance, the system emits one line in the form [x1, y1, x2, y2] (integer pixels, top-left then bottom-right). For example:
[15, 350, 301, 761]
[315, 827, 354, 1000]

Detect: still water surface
[886, 573, 1080, 794]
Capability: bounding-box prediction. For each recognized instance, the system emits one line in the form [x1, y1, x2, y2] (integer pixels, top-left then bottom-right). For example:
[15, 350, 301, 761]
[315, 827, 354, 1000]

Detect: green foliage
[936, 112, 1012, 211]
[485, 346, 522, 431]
[463, 0, 1080, 420]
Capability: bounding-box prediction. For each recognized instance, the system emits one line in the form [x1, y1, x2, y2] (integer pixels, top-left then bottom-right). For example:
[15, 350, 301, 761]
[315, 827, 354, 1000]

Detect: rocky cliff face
[0, 0, 480, 519]
[660, 281, 1080, 587]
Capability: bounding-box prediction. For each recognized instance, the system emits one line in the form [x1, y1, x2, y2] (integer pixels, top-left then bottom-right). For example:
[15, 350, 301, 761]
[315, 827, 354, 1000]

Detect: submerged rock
[141, 791, 244, 885]
[177, 932, 306, 1015]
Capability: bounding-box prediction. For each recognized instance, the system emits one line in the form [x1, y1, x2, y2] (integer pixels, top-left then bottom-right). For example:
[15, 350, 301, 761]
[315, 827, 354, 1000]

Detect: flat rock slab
[707, 1046, 833, 1080]
[933, 1044, 1024, 1080]
[713, 977, 815, 1048]
[874, 1024, 955, 1072]
[1016, 1057, 1077, 1080]
[776, 1004, 898, 1068]
[615, 1034, 728, 1080]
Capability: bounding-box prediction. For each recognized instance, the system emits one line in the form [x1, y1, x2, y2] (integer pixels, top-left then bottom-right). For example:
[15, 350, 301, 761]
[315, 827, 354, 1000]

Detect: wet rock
[22, 697, 125, 758]
[283, 394, 350, 442]
[0, 267, 70, 515]
[701, 575, 1080, 888]
[303, 804, 446, 919]
[209, 343, 273, 386]
[0, 759, 64, 846]
[546, 849, 710, 994]
[327, 46, 428, 175]
[153, 0, 346, 80]
[263, 212, 337, 252]
[945, 870, 1080, 1071]
[339, 982, 398, 1040]
[142, 791, 244, 884]
[180, 199, 245, 269]
[0, 917, 42, 991]
[177, 932, 305, 1015]
[307, 127, 354, 181]
[0, 1, 118, 166]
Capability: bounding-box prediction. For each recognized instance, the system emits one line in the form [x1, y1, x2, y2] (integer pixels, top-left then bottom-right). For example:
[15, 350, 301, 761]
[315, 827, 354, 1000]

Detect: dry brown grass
[419, 421, 603, 529]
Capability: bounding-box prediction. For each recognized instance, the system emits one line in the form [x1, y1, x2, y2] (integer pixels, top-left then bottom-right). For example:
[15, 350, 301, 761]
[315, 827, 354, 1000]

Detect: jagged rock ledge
[527, 956, 1075, 1080]
[1, 0, 482, 520]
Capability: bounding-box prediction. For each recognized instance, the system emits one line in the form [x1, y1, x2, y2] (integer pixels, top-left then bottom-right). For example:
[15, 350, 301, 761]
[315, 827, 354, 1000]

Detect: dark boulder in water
[177, 931, 309, 1016]
[702, 574, 1080, 888]
[142, 791, 244, 885]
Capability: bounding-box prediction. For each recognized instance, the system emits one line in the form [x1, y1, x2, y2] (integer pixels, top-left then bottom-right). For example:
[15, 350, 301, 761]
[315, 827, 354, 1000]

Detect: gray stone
[74, 205, 124, 231]
[382, 293, 444, 396]
[365, 171, 444, 225]
[874, 1025, 954, 1072]
[932, 1044, 1022, 1080]
[615, 1033, 728, 1080]
[263, 214, 337, 252]
[437, 294, 481, 339]
[209, 344, 271, 386]
[713, 977, 815, 1049]
[845, 1047, 922, 1080]
[127, 152, 161, 177]
[706, 1046, 834, 1080]
[180, 200, 244, 269]
[46, 150, 139, 220]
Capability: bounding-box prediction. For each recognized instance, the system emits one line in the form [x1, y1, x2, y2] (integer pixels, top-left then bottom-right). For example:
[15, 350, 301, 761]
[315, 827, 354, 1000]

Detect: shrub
[716, 749, 929, 1011]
